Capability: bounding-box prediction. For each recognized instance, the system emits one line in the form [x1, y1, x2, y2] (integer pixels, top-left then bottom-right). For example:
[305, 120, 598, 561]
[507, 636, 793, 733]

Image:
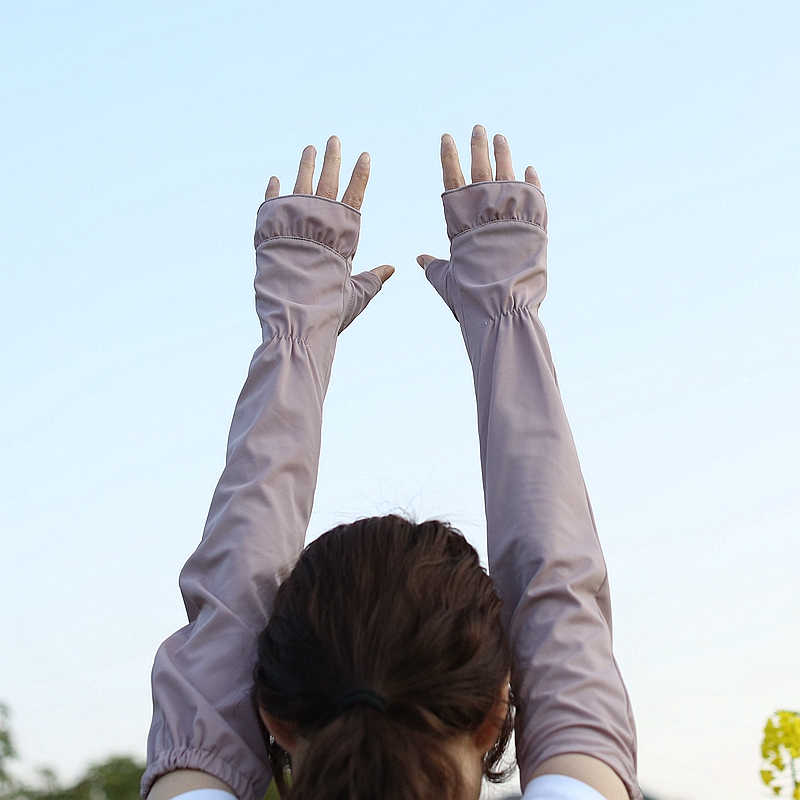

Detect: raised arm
[420, 127, 641, 800]
[142, 139, 393, 800]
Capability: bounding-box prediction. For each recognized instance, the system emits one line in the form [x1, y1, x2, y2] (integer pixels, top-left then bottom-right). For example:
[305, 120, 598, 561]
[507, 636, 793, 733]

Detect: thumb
[339, 265, 394, 333]
[369, 264, 395, 284]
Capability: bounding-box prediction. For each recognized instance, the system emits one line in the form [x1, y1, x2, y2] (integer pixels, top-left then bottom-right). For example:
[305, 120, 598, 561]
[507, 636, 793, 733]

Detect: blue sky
[1, 3, 798, 799]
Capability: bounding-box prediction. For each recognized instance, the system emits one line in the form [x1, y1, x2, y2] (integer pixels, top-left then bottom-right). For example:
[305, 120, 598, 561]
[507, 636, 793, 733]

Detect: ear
[259, 709, 299, 755]
[471, 677, 511, 755]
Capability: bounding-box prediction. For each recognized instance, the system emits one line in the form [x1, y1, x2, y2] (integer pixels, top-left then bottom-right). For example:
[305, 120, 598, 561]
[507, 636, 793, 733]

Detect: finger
[293, 145, 316, 194]
[341, 152, 370, 210]
[525, 165, 542, 189]
[369, 264, 395, 284]
[470, 124, 493, 183]
[441, 134, 465, 191]
[315, 135, 341, 200]
[416, 253, 436, 269]
[493, 134, 515, 181]
[265, 176, 280, 200]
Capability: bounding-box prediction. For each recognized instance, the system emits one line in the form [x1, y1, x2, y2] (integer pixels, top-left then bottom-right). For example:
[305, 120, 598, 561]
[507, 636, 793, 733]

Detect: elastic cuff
[141, 748, 267, 800]
[254, 195, 361, 260]
[441, 180, 547, 240]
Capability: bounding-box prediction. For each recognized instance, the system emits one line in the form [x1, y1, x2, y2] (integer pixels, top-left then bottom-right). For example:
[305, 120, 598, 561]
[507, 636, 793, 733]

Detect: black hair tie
[338, 688, 389, 714]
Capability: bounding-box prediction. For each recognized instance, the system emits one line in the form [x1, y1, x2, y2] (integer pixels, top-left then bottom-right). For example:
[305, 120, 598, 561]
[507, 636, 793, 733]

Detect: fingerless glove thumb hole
[423, 258, 459, 322]
[338, 269, 383, 333]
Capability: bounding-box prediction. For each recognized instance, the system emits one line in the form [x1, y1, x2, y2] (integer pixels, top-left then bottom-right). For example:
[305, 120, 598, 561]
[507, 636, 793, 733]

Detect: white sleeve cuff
[168, 790, 238, 800]
[167, 774, 605, 800]
[522, 774, 608, 800]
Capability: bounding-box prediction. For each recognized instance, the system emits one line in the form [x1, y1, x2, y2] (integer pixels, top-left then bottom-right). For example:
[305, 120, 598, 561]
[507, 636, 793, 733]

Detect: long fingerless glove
[426, 181, 641, 800]
[142, 195, 382, 800]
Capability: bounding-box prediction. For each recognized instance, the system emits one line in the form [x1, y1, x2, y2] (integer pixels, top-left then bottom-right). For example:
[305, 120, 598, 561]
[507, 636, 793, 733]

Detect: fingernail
[361, 152, 370, 164]
[382, 265, 395, 281]
[472, 124, 485, 138]
[327, 135, 340, 149]
[416, 255, 425, 268]
[495, 134, 506, 144]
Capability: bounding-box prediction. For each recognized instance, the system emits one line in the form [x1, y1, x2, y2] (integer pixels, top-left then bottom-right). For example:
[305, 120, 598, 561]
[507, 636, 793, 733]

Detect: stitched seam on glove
[340, 289, 356, 331]
[445, 271, 457, 318]
[255, 235, 350, 262]
[451, 218, 546, 241]
[361, 271, 382, 289]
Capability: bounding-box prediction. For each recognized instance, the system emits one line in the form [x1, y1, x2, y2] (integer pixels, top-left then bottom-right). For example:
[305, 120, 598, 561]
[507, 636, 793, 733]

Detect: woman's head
[253, 515, 514, 800]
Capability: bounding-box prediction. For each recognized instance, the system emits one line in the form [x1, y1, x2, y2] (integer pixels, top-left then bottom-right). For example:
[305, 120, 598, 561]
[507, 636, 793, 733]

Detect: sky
[1, 2, 798, 799]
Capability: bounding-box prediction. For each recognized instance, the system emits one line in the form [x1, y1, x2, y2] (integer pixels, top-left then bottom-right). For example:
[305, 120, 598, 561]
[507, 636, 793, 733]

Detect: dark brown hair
[253, 515, 514, 800]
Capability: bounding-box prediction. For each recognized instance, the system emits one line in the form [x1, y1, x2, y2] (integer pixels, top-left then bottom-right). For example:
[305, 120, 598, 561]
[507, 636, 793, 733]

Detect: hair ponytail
[287, 708, 462, 800]
[254, 515, 514, 800]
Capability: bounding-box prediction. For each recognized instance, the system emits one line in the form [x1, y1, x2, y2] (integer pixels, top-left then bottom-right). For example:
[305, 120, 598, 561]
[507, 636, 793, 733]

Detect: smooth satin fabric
[144, 195, 381, 800]
[427, 181, 640, 800]
[142, 184, 640, 800]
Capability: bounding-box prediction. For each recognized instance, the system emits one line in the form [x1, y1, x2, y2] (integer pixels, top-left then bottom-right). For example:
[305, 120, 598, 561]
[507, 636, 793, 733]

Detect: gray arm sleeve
[141, 195, 381, 800]
[425, 181, 642, 800]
